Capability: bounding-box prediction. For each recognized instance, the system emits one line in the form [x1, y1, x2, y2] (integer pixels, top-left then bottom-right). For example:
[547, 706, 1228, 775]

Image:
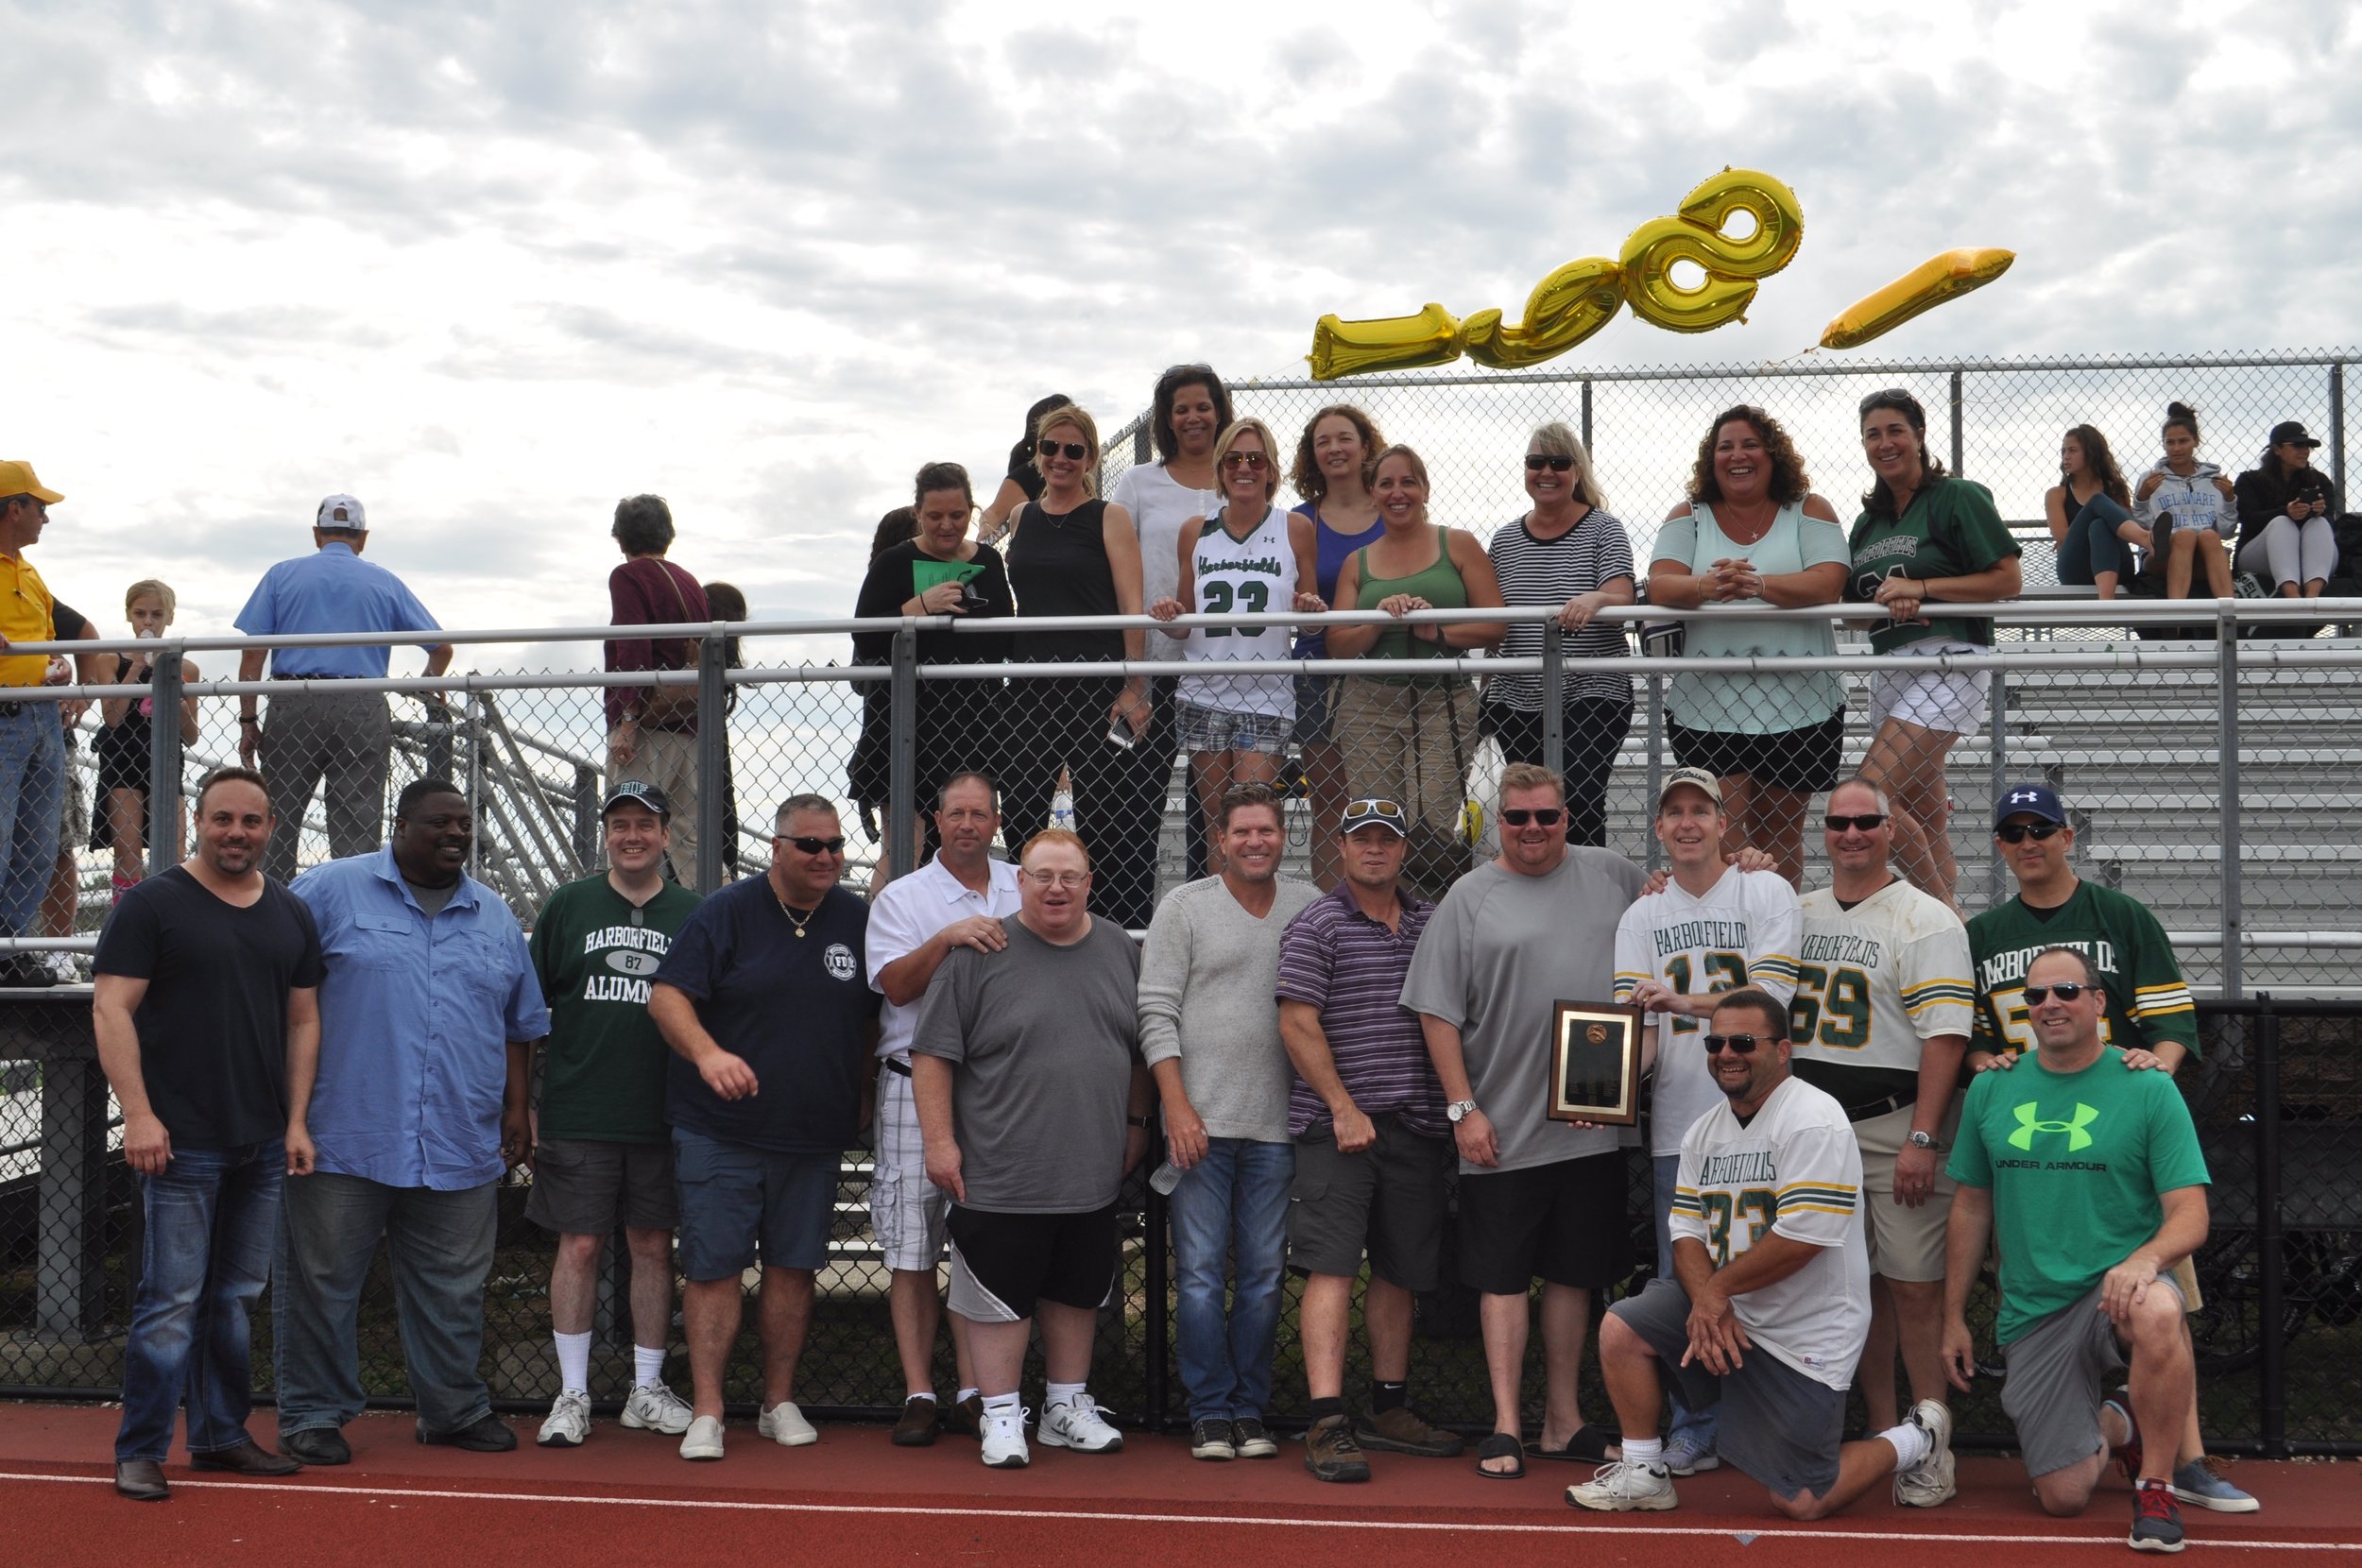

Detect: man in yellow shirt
[0, 462, 66, 987]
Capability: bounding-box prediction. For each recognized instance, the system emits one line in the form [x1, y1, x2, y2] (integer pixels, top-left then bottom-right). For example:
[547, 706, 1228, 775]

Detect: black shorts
[947, 1203, 1121, 1322]
[1287, 1113, 1451, 1292]
[1668, 710, 1845, 796]
[524, 1136, 678, 1235]
[1456, 1150, 1633, 1296]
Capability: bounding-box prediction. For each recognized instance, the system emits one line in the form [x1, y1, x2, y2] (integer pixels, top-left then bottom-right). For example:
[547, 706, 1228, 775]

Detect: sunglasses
[1824, 812, 1888, 832]
[1342, 798, 1403, 823]
[1037, 439, 1089, 461]
[1995, 822, 2065, 844]
[2022, 982, 2091, 1006]
[1221, 451, 1269, 470]
[1703, 1032, 1773, 1055]
[776, 834, 847, 855]
[1859, 388, 1920, 416]
[1500, 807, 1565, 827]
[1524, 453, 1575, 472]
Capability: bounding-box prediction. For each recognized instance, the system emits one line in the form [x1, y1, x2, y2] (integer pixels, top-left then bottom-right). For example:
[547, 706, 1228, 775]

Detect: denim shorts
[672, 1129, 839, 1281]
[1177, 700, 1291, 755]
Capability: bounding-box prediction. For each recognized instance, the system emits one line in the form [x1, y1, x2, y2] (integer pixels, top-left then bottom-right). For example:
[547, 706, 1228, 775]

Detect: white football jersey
[1790, 879, 1975, 1077]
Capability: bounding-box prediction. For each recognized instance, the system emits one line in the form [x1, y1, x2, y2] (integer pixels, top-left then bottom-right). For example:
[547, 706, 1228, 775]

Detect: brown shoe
[944, 1393, 984, 1440]
[114, 1459, 169, 1502]
[191, 1440, 302, 1476]
[1303, 1414, 1371, 1483]
[891, 1395, 941, 1447]
[1355, 1406, 1464, 1457]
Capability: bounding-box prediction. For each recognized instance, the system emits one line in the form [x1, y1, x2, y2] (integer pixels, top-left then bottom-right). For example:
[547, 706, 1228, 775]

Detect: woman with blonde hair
[93, 580, 200, 897]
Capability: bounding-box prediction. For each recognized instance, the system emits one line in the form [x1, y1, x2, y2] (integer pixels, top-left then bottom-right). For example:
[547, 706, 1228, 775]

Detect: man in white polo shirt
[864, 771, 1021, 1446]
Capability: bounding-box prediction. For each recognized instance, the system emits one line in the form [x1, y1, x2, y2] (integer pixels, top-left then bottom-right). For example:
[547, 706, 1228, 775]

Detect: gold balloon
[1464, 258, 1624, 368]
[1308, 302, 1463, 381]
[1619, 167, 1805, 333]
[1820, 247, 2015, 350]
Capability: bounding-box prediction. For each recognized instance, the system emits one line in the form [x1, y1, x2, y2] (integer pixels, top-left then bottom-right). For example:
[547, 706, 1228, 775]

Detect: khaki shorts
[1856, 1098, 1962, 1283]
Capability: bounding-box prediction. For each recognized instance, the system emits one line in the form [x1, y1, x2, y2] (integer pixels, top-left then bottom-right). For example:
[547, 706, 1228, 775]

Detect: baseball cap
[0, 461, 62, 505]
[1656, 766, 1723, 809]
[2268, 420, 2323, 450]
[1993, 781, 2067, 828]
[1339, 797, 1409, 838]
[602, 780, 672, 820]
[316, 493, 368, 530]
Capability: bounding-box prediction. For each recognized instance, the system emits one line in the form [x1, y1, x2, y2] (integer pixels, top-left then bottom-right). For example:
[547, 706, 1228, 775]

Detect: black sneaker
[2131, 1479, 2186, 1554]
[1231, 1416, 1277, 1458]
[2, 954, 56, 989]
[1190, 1417, 1236, 1460]
[1303, 1413, 1371, 1483]
[418, 1412, 517, 1452]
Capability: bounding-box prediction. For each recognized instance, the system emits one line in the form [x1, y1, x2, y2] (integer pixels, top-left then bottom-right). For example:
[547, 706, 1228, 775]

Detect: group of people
[93, 734, 2249, 1553]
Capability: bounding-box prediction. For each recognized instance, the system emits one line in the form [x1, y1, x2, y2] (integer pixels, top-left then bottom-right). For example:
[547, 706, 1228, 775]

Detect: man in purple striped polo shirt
[1276, 798, 1461, 1484]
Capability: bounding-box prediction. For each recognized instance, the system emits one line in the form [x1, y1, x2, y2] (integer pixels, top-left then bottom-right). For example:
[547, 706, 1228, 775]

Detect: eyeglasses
[1221, 451, 1269, 470]
[1994, 822, 2065, 844]
[1037, 439, 1089, 461]
[1524, 453, 1575, 472]
[1022, 868, 1089, 889]
[1500, 807, 1565, 827]
[776, 834, 847, 855]
[1703, 1032, 1772, 1055]
[2022, 982, 2091, 1005]
[1823, 812, 1888, 832]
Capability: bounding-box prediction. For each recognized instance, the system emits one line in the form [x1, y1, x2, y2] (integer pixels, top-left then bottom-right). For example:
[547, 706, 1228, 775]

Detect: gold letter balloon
[1820, 247, 2016, 351]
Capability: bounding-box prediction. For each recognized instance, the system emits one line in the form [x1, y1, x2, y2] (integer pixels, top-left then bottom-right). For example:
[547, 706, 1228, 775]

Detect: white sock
[906, 1389, 937, 1405]
[983, 1391, 1020, 1417]
[955, 1387, 980, 1405]
[1621, 1436, 1665, 1468]
[633, 1345, 666, 1389]
[1045, 1380, 1087, 1411]
[554, 1330, 591, 1395]
[1882, 1421, 1930, 1472]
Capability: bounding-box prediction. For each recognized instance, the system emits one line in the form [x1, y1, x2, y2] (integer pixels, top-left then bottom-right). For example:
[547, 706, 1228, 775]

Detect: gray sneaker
[2171, 1457, 2259, 1513]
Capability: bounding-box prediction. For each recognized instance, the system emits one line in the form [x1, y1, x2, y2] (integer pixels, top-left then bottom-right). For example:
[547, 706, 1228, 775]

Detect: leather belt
[883, 1057, 913, 1078]
[1843, 1089, 1914, 1123]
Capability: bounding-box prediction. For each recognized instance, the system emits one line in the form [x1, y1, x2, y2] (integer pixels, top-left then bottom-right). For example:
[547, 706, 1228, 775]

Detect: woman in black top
[999, 402, 1158, 929]
[851, 462, 1014, 868]
[2234, 420, 2338, 600]
[94, 580, 200, 898]
[979, 392, 1073, 543]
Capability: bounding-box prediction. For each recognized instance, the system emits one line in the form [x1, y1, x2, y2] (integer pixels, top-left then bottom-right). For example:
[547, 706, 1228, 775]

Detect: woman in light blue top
[1647, 405, 1849, 886]
[2132, 401, 2236, 602]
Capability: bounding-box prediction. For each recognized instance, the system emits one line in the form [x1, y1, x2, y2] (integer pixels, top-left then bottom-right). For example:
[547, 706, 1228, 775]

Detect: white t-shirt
[1109, 463, 1219, 611]
[1178, 504, 1297, 721]
[1670, 1073, 1870, 1390]
[864, 854, 1024, 1061]
[1615, 866, 1801, 1157]
[1791, 879, 1976, 1088]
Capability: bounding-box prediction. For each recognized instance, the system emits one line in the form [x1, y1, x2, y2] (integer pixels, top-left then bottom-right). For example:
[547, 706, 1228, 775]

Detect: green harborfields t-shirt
[1847, 477, 2020, 654]
[530, 874, 702, 1143]
[1947, 1046, 2210, 1345]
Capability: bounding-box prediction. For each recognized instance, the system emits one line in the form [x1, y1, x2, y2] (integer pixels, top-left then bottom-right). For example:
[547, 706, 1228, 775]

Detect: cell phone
[1106, 721, 1138, 750]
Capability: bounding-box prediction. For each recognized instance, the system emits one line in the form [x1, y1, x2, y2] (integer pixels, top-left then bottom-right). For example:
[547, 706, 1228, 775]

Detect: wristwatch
[1446, 1099, 1480, 1124]
[1906, 1130, 1940, 1151]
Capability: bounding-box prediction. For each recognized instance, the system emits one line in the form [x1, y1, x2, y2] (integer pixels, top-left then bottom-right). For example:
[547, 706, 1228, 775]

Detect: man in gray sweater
[1138, 785, 1320, 1463]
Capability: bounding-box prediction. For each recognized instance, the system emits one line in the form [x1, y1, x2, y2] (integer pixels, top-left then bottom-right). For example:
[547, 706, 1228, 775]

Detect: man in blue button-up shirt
[233, 494, 454, 882]
[272, 777, 550, 1465]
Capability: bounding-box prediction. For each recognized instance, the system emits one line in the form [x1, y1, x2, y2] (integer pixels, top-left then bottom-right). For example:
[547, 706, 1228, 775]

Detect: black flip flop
[1475, 1431, 1525, 1480]
[1530, 1425, 1618, 1462]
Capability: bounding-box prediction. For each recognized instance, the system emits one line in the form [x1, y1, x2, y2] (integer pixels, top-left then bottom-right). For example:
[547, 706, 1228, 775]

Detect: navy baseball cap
[1993, 782, 2067, 828]
[602, 780, 672, 820]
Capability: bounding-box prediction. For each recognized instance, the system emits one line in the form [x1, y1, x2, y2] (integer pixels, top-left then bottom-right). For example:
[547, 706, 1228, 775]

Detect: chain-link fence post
[1642, 671, 1665, 871]
[1540, 621, 1565, 778]
[887, 628, 918, 879]
[697, 631, 727, 891]
[2217, 613, 2243, 997]
[1580, 377, 1593, 454]
[1986, 668, 2008, 911]
[2253, 993, 2286, 1457]
[570, 764, 599, 868]
[1142, 1185, 1170, 1432]
[1949, 368, 1965, 475]
[2330, 361, 2345, 504]
[465, 691, 486, 879]
[146, 647, 184, 878]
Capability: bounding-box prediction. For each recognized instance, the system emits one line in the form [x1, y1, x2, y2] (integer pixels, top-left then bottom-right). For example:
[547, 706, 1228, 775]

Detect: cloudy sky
[5, 0, 2356, 669]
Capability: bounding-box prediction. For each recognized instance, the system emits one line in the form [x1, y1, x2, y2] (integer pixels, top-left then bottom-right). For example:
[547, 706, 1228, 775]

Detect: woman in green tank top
[1326, 445, 1505, 900]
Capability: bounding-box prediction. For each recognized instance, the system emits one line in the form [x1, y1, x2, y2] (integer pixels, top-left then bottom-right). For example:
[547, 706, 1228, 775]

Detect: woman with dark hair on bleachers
[2132, 401, 2236, 601]
[848, 504, 924, 851]
[2045, 425, 2147, 602]
[979, 393, 1073, 543]
[2234, 420, 2338, 602]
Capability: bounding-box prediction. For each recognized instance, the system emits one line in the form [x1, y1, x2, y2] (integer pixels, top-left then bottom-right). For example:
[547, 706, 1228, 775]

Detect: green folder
[912, 560, 984, 594]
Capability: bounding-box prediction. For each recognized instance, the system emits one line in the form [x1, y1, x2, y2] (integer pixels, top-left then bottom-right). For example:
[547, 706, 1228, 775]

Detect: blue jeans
[272, 1171, 499, 1436]
[115, 1141, 284, 1462]
[1168, 1136, 1292, 1423]
[0, 707, 62, 937]
[1652, 1153, 1718, 1453]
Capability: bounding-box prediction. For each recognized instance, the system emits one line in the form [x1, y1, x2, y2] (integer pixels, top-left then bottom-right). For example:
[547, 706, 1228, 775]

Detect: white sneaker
[1566, 1459, 1678, 1512]
[43, 952, 77, 984]
[980, 1406, 1031, 1469]
[758, 1400, 818, 1447]
[679, 1414, 726, 1461]
[621, 1382, 695, 1435]
[536, 1389, 590, 1448]
[1038, 1394, 1122, 1453]
[1894, 1398, 1958, 1508]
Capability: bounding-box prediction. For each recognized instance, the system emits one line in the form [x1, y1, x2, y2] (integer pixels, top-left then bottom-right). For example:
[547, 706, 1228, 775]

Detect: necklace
[775, 888, 816, 938]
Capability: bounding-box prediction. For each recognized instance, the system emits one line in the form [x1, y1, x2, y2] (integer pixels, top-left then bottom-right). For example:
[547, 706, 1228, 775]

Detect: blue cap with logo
[1993, 782, 2067, 828]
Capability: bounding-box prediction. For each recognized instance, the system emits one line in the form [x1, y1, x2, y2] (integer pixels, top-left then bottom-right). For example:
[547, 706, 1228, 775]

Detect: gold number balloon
[1463, 258, 1625, 369]
[1820, 247, 2016, 350]
[1618, 168, 1805, 333]
[1308, 302, 1464, 381]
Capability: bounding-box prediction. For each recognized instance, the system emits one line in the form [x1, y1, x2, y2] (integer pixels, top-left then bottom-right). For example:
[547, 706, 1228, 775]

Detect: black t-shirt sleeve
[290, 894, 326, 988]
[851, 546, 910, 661]
[653, 895, 726, 1001]
[51, 600, 88, 640]
[92, 885, 163, 979]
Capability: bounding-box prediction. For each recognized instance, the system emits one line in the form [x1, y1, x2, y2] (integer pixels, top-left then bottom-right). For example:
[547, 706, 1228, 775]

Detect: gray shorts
[524, 1136, 678, 1234]
[1610, 1277, 1846, 1502]
[1286, 1113, 1449, 1291]
[2002, 1277, 2182, 1478]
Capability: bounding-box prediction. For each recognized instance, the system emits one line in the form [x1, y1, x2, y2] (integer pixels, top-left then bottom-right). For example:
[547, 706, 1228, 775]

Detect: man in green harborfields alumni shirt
[527, 781, 701, 1450]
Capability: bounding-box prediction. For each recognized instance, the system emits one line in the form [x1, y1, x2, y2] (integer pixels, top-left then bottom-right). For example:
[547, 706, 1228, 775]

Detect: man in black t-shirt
[93, 767, 325, 1502]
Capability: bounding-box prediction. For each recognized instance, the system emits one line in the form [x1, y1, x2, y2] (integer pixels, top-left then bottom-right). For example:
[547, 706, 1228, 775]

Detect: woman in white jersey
[1151, 418, 1320, 874]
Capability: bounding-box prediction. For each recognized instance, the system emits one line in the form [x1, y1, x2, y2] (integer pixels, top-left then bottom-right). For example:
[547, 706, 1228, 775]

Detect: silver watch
[1446, 1099, 1480, 1124]
[1906, 1130, 1940, 1151]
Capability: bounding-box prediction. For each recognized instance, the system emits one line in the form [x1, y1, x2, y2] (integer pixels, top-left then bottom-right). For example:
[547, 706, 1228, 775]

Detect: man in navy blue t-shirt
[650, 793, 878, 1462]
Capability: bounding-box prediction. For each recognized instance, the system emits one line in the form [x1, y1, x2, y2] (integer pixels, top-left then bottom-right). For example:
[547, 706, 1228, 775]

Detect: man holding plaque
[1613, 766, 1801, 1478]
[1568, 989, 1954, 1519]
[1404, 762, 1645, 1478]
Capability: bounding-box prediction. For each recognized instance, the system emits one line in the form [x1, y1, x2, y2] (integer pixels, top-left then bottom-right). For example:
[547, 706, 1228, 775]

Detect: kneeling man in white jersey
[1568, 989, 1953, 1519]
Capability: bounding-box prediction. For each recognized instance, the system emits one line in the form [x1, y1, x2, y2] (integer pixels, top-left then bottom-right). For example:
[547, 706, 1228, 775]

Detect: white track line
[1, 1472, 2343, 1552]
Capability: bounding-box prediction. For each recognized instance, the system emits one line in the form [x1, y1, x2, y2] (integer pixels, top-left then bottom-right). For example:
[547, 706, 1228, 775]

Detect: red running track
[7, 1405, 2352, 1565]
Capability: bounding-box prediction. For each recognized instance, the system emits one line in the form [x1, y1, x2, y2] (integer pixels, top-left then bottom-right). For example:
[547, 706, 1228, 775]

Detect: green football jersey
[1965, 880, 2199, 1059]
[529, 874, 701, 1142]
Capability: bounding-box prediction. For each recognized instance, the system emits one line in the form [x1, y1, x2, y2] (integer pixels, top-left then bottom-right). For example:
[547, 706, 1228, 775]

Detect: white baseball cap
[316, 493, 368, 530]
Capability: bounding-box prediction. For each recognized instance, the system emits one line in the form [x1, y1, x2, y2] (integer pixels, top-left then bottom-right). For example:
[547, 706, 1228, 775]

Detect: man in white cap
[235, 495, 452, 882]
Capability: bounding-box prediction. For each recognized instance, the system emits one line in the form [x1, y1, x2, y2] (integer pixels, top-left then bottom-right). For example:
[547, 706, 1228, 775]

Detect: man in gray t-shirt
[910, 829, 1152, 1470]
[1404, 761, 1644, 1475]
